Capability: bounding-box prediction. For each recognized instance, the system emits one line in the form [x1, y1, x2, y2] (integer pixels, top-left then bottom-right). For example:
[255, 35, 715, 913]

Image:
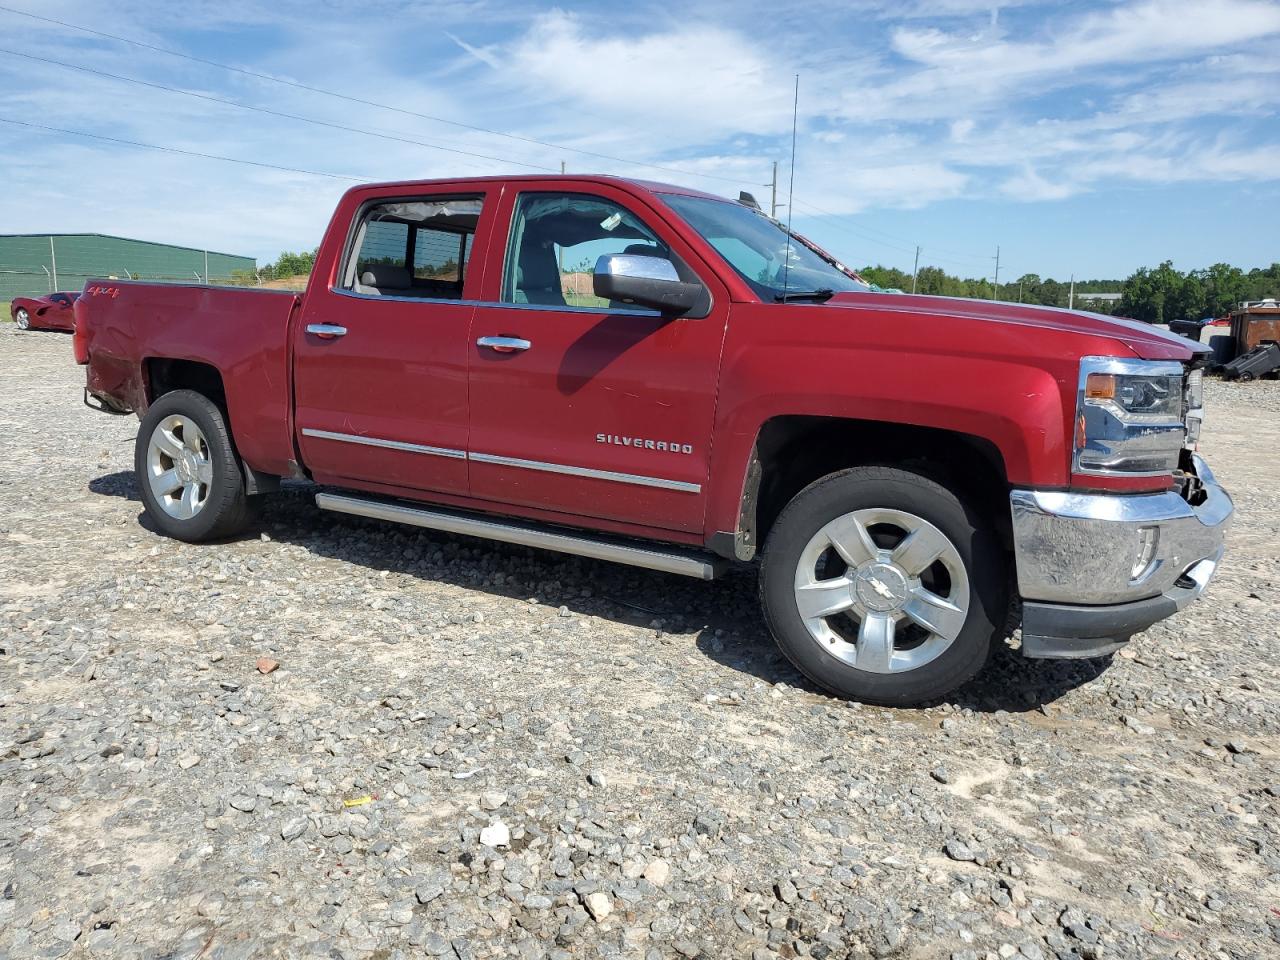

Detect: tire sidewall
[135, 390, 244, 542]
[760, 467, 1005, 706]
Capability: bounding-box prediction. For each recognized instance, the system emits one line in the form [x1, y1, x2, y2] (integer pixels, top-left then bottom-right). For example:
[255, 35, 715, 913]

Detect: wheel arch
[724, 415, 1012, 561]
[142, 359, 279, 495]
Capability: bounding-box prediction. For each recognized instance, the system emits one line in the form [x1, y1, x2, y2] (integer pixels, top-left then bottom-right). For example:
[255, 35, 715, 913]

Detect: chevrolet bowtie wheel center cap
[855, 563, 909, 613]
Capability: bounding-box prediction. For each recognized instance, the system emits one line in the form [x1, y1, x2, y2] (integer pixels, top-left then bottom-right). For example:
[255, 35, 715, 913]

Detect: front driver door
[466, 185, 729, 536]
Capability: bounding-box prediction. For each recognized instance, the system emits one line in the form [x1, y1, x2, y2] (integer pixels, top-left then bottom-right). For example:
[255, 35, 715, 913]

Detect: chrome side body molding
[315, 493, 725, 579]
[301, 429, 700, 493]
[300, 428, 466, 460]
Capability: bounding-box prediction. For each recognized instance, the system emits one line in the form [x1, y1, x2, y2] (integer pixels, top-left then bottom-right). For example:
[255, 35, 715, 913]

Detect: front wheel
[15, 308, 29, 329]
[134, 389, 257, 542]
[759, 466, 1007, 706]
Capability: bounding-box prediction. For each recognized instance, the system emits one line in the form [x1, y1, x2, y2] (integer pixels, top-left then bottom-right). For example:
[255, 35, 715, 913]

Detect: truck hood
[828, 291, 1204, 362]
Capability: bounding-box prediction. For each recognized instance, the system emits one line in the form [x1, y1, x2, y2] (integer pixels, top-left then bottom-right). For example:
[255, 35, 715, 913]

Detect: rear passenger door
[293, 191, 493, 496]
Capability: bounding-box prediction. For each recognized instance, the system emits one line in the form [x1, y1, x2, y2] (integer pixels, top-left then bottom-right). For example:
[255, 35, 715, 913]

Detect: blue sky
[2, 0, 1278, 281]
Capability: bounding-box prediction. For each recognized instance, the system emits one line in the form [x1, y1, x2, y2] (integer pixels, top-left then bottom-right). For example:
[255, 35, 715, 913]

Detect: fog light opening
[1130, 526, 1160, 582]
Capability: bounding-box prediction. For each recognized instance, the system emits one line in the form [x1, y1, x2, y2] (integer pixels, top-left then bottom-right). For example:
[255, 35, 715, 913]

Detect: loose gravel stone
[1, 328, 1276, 960]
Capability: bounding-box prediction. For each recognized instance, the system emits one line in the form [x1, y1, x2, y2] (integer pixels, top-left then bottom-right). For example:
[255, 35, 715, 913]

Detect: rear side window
[344, 196, 484, 300]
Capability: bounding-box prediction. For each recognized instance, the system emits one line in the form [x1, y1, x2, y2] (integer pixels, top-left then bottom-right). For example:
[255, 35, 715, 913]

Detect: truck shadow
[90, 471, 1108, 712]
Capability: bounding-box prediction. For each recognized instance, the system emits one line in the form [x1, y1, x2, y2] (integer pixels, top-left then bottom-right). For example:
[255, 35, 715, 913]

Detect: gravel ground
[2, 325, 1277, 960]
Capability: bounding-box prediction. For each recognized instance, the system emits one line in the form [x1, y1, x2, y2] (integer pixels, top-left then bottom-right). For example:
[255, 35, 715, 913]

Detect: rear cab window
[342, 196, 484, 301]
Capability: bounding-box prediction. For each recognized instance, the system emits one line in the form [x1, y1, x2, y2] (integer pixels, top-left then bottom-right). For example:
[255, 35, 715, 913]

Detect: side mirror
[592, 254, 704, 315]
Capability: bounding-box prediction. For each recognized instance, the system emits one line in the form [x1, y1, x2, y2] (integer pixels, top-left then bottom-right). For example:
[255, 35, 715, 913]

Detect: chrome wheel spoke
[856, 613, 897, 673]
[824, 513, 879, 567]
[795, 576, 856, 620]
[154, 427, 184, 460]
[196, 462, 214, 485]
[178, 482, 202, 519]
[891, 525, 948, 576]
[152, 468, 183, 496]
[903, 587, 967, 642]
[182, 420, 205, 454]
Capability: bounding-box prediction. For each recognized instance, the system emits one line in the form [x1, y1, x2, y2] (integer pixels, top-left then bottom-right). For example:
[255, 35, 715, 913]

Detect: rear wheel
[759, 466, 1006, 706]
[135, 390, 257, 542]
[15, 308, 29, 329]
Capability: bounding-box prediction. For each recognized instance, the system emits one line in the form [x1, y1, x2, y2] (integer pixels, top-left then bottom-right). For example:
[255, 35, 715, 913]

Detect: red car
[11, 291, 79, 331]
[74, 174, 1232, 705]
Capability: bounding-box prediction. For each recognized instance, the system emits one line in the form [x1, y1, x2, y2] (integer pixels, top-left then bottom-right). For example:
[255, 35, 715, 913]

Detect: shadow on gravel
[89, 470, 140, 502]
[90, 471, 1112, 712]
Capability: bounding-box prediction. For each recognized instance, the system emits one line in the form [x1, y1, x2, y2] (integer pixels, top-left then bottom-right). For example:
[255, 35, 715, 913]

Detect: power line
[2, 47, 561, 174]
[0, 116, 366, 181]
[0, 2, 755, 188]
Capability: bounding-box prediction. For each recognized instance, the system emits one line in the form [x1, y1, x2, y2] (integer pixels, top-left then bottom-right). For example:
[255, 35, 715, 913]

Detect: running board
[315, 492, 726, 580]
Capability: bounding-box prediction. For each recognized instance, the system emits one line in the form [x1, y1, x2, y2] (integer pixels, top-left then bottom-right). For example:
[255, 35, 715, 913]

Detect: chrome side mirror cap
[592, 254, 705, 315]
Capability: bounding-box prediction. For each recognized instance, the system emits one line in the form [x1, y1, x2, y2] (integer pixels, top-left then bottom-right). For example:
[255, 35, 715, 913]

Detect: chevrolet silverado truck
[74, 175, 1233, 705]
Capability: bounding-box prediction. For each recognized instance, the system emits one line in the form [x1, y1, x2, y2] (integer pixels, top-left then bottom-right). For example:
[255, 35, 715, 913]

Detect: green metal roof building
[0, 234, 256, 301]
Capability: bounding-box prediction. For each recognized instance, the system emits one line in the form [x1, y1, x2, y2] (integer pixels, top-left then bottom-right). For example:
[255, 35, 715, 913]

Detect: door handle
[477, 336, 531, 353]
[306, 323, 348, 339]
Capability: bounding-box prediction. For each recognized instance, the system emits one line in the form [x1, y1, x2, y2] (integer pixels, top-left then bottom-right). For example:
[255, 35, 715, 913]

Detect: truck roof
[351, 173, 728, 202]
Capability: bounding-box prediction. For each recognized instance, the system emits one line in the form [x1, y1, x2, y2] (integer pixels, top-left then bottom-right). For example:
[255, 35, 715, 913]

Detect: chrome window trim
[299, 429, 700, 493]
[326, 287, 662, 317]
[469, 452, 701, 493]
[301, 428, 466, 460]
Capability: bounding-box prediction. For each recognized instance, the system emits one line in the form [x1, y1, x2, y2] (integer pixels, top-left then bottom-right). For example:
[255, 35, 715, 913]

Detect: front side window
[661, 193, 869, 301]
[502, 193, 669, 309]
[346, 196, 483, 300]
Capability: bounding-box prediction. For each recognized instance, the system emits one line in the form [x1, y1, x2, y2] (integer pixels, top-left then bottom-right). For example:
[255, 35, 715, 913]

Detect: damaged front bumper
[1010, 454, 1233, 658]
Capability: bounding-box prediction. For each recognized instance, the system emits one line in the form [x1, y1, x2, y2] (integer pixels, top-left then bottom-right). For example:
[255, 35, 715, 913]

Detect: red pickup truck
[75, 175, 1232, 705]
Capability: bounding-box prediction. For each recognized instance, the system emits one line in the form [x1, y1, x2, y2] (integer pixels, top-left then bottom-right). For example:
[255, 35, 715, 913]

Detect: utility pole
[911, 245, 920, 294]
[560, 160, 565, 175]
[992, 245, 1000, 300]
[49, 236, 58, 290]
[1018, 280, 1024, 303]
[1069, 274, 1075, 310]
[770, 161, 778, 218]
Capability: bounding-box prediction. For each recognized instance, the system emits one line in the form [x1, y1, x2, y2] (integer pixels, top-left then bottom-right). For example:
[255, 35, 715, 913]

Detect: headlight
[1075, 357, 1188, 477]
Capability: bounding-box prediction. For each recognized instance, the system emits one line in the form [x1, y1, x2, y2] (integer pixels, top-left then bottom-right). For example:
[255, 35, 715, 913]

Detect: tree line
[859, 261, 1280, 323]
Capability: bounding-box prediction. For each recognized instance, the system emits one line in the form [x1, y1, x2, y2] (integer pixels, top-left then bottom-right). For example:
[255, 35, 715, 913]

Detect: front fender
[705, 338, 1075, 538]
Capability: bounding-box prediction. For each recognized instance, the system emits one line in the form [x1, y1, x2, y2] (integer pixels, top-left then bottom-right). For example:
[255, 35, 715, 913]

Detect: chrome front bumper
[1010, 454, 1233, 657]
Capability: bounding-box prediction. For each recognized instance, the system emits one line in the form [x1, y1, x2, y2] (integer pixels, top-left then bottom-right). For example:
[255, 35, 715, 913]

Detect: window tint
[413, 227, 466, 282]
[356, 221, 408, 274]
[502, 193, 668, 309]
[347, 196, 483, 300]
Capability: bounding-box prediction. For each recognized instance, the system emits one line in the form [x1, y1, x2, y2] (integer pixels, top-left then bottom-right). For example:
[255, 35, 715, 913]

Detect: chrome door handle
[306, 323, 347, 339]
[477, 336, 531, 353]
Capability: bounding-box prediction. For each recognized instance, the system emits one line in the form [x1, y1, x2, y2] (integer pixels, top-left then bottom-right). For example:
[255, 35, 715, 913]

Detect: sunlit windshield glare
[661, 194, 869, 299]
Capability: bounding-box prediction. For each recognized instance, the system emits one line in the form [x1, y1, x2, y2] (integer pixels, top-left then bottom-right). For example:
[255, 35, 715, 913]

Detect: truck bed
[76, 280, 301, 478]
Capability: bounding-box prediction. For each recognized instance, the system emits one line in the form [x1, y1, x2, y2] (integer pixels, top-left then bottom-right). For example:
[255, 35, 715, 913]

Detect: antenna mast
[781, 74, 800, 296]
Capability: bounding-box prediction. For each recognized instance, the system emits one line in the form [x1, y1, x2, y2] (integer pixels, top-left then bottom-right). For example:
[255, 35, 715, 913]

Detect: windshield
[661, 193, 870, 300]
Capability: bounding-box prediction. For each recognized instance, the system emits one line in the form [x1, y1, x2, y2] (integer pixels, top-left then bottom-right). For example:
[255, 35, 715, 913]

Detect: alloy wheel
[792, 507, 970, 674]
[146, 414, 213, 520]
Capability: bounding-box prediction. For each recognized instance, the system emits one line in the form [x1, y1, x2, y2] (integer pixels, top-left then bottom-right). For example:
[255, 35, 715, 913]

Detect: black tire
[134, 389, 257, 542]
[759, 466, 1007, 706]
